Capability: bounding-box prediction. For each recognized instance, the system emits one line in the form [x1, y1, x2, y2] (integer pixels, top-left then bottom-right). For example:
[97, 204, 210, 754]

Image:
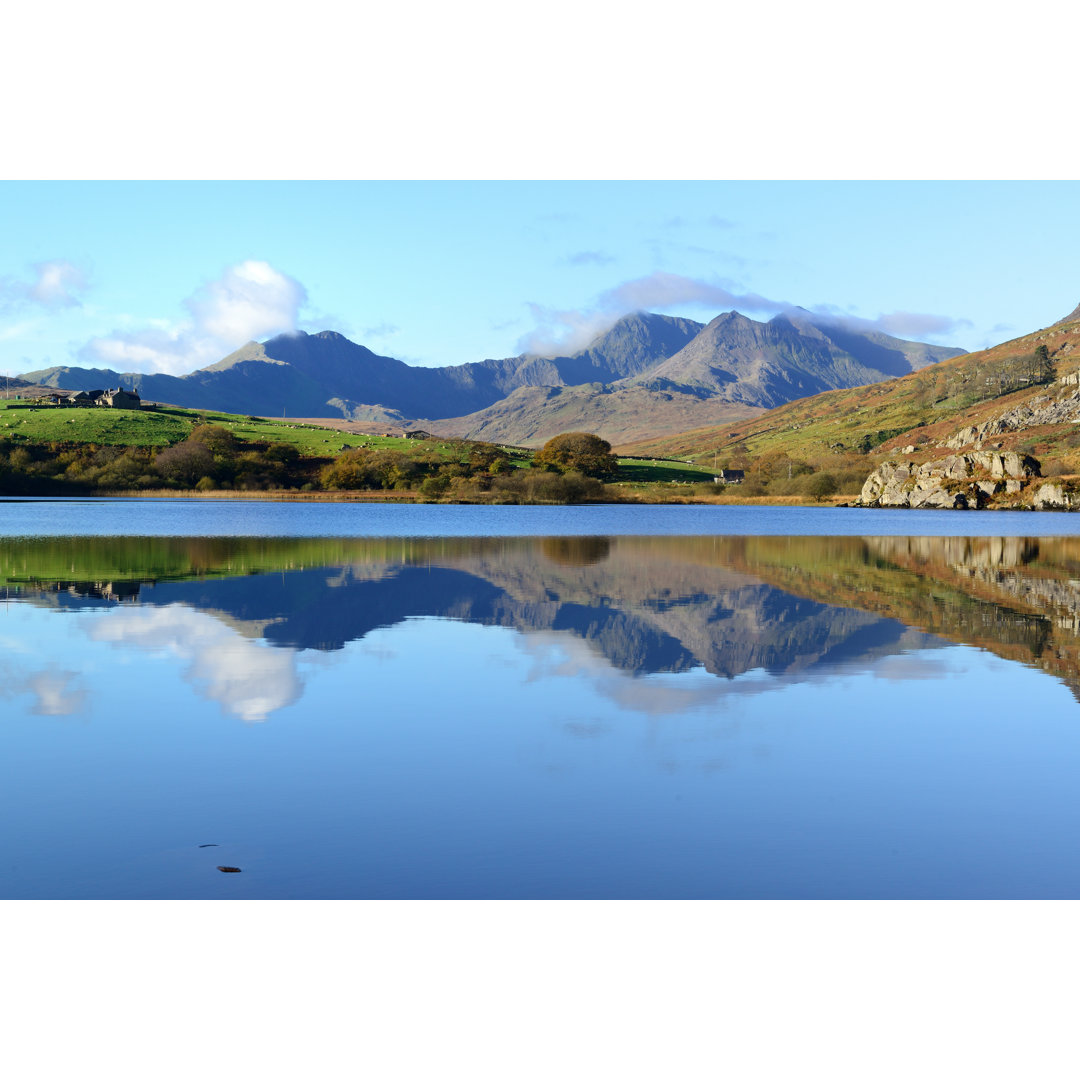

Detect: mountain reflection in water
[5, 533, 1080, 721]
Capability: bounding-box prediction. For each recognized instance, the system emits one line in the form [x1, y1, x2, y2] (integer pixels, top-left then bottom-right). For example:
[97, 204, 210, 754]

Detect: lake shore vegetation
[0, 400, 861, 505]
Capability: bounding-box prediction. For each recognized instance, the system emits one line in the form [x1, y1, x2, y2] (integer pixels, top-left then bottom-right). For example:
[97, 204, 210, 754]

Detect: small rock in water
[217, 865, 242, 873]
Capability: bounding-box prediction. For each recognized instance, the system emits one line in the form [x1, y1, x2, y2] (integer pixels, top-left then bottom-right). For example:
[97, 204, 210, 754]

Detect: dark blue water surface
[4, 503, 1080, 897]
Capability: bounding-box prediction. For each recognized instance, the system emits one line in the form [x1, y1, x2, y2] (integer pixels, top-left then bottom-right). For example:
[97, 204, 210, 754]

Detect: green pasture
[0, 402, 530, 465]
[1, 401, 711, 488]
[615, 457, 716, 483]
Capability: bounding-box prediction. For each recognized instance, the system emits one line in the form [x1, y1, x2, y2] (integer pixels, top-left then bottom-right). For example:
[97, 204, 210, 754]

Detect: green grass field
[0, 402, 533, 462]
[0, 401, 419, 452]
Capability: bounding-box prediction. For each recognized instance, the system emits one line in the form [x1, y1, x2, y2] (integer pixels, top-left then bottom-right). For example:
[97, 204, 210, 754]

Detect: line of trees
[0, 424, 321, 494]
[914, 345, 1057, 410]
[707, 448, 868, 499]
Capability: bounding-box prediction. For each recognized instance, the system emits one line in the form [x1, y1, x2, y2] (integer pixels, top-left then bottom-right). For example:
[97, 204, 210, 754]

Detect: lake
[4, 498, 1080, 898]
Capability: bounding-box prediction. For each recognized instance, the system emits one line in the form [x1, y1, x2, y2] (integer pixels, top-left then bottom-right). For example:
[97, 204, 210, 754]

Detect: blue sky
[1, 180, 1078, 378]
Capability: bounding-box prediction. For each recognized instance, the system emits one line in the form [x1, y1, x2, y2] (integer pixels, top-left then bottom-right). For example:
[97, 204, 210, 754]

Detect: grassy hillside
[0, 399, 729, 501]
[0, 402, 419, 454]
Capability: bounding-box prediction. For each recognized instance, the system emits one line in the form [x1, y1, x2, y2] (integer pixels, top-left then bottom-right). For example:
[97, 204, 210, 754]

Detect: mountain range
[19, 310, 964, 446]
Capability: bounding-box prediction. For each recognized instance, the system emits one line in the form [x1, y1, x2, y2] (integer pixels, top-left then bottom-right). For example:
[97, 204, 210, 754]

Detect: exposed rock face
[1055, 301, 1080, 326]
[944, 389, 1080, 449]
[1032, 483, 1074, 510]
[859, 452, 1041, 509]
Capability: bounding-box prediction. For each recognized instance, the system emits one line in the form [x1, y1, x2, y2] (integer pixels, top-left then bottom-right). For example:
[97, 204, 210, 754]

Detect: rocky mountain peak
[1056, 302, 1080, 326]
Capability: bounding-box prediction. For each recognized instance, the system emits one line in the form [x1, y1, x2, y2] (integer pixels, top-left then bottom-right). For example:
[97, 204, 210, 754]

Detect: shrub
[468, 442, 512, 473]
[188, 424, 239, 456]
[491, 470, 605, 504]
[264, 442, 300, 465]
[807, 472, 839, 500]
[533, 432, 617, 478]
[420, 474, 452, 498]
[155, 441, 214, 486]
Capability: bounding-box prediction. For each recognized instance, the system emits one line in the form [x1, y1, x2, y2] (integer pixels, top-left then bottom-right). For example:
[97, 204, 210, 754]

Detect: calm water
[6, 495, 1080, 536]
[5, 499, 1080, 898]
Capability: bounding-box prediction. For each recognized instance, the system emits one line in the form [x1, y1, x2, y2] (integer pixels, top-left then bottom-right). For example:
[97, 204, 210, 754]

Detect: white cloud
[519, 270, 968, 356]
[89, 604, 304, 722]
[361, 321, 399, 339]
[28, 260, 88, 307]
[519, 271, 787, 355]
[565, 250, 615, 267]
[0, 319, 41, 342]
[809, 305, 973, 341]
[190, 260, 306, 342]
[0, 259, 89, 313]
[515, 630, 767, 717]
[79, 260, 307, 375]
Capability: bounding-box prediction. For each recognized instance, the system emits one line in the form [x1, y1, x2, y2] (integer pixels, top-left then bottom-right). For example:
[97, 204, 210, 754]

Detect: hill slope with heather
[620, 304, 1080, 483]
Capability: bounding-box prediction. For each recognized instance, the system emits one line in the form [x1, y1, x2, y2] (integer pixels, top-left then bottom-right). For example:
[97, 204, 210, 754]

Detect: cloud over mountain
[520, 270, 969, 356]
[80, 260, 307, 375]
[808, 305, 973, 340]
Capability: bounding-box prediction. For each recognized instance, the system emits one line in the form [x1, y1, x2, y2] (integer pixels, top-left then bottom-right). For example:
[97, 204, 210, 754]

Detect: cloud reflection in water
[89, 605, 303, 722]
[0, 663, 88, 717]
[514, 627, 955, 719]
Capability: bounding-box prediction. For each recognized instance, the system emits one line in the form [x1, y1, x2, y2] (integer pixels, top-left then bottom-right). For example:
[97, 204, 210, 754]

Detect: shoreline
[26, 487, 854, 508]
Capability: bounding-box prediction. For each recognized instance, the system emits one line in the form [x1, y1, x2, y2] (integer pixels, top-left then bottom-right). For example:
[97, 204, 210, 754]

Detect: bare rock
[944, 390, 1080, 449]
[859, 451, 1041, 510]
[1033, 483, 1073, 510]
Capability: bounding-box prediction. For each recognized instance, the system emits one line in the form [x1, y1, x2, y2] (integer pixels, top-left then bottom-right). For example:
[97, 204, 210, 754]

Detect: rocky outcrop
[944, 389, 1080, 449]
[1032, 482, 1075, 510]
[859, 451, 1040, 509]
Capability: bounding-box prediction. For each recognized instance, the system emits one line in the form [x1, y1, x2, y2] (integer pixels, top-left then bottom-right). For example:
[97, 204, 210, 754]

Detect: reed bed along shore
[87, 487, 850, 507]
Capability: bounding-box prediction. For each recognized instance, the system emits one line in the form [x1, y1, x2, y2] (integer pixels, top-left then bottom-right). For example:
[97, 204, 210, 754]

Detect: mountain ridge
[20, 312, 704, 421]
[18, 309, 963, 445]
[418, 311, 964, 444]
